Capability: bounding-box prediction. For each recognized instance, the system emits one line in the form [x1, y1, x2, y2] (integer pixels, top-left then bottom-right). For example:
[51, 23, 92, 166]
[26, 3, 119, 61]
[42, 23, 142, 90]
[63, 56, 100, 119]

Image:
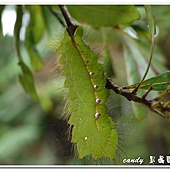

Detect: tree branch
[105, 78, 169, 118]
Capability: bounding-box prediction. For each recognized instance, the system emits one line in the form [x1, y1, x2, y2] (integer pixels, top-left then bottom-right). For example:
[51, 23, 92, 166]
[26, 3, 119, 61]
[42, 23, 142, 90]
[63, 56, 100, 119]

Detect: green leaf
[0, 5, 5, 40]
[25, 38, 44, 71]
[67, 5, 140, 28]
[25, 5, 44, 71]
[57, 26, 118, 159]
[144, 5, 156, 42]
[18, 61, 39, 101]
[138, 71, 170, 91]
[26, 5, 45, 44]
[14, 5, 23, 59]
[13, 5, 40, 100]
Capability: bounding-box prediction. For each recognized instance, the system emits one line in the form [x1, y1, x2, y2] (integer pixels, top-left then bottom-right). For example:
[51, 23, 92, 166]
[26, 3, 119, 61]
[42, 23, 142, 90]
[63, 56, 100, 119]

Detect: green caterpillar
[57, 26, 118, 160]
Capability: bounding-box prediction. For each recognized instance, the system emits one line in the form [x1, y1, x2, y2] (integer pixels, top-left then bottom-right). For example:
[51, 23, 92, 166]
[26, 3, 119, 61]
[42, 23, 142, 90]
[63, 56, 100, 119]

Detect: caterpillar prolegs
[57, 26, 118, 160]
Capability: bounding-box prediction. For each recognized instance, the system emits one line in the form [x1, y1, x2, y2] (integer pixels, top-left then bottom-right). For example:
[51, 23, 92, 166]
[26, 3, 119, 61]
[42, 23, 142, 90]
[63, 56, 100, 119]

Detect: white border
[0, 1, 169, 168]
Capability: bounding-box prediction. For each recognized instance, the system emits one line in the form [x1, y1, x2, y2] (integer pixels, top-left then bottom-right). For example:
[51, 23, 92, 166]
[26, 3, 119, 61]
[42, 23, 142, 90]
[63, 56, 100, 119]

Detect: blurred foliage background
[0, 5, 170, 165]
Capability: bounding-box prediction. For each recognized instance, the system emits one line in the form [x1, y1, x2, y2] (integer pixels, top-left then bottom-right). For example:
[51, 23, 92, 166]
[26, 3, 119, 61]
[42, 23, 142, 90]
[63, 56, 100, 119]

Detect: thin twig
[141, 86, 152, 99]
[48, 6, 66, 27]
[132, 6, 155, 94]
[132, 42, 154, 94]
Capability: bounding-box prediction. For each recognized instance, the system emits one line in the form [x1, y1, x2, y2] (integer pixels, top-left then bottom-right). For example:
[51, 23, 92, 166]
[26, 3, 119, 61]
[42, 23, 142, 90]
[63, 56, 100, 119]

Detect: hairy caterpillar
[57, 26, 118, 160]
